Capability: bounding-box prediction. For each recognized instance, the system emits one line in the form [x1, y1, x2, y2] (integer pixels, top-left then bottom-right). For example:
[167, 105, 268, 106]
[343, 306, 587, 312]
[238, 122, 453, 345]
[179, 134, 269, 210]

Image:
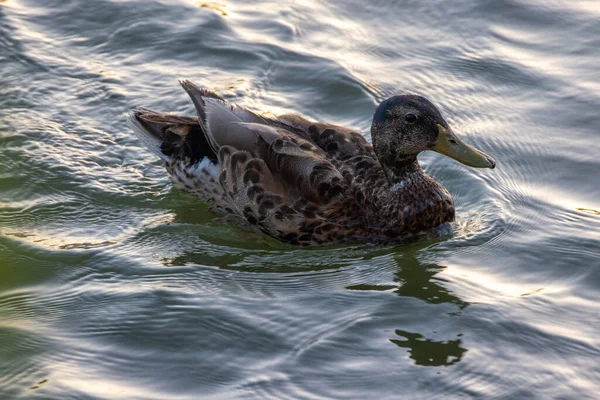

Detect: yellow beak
[432, 124, 496, 169]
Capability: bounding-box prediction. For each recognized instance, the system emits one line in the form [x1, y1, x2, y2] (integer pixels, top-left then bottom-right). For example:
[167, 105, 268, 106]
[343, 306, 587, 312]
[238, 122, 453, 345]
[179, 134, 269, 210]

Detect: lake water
[1, 0, 599, 398]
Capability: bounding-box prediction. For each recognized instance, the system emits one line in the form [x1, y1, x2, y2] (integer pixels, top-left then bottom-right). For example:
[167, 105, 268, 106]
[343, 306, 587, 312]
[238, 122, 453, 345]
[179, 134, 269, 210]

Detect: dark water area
[1, 0, 599, 398]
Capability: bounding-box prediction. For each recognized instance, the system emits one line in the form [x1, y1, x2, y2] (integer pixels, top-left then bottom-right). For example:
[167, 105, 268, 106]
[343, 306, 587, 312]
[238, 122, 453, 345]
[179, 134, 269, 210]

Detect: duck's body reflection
[159, 212, 469, 367]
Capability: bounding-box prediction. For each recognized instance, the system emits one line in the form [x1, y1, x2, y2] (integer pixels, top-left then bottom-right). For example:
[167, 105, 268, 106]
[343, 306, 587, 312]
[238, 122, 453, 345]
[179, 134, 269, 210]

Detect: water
[1, 0, 599, 398]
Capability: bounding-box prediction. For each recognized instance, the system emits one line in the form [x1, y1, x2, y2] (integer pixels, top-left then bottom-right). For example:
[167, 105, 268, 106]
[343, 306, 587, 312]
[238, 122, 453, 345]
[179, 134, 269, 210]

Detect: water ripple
[1, 0, 600, 398]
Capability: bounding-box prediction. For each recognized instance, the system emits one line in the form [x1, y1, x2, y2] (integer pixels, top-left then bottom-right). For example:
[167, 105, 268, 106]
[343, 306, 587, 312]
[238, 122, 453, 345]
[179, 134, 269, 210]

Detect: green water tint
[1, 0, 600, 398]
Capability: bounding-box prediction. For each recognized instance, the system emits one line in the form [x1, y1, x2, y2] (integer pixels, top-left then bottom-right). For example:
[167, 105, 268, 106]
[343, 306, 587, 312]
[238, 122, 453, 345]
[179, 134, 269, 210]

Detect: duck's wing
[269, 114, 377, 159]
[179, 80, 345, 205]
[265, 114, 386, 192]
[178, 80, 271, 155]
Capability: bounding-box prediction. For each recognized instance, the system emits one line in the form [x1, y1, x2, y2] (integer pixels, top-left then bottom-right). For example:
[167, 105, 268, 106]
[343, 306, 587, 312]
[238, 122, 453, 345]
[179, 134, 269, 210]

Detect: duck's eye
[405, 113, 417, 123]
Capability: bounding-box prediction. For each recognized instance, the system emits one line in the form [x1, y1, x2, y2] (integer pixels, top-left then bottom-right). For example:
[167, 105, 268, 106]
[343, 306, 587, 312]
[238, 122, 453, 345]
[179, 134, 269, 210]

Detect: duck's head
[371, 95, 495, 183]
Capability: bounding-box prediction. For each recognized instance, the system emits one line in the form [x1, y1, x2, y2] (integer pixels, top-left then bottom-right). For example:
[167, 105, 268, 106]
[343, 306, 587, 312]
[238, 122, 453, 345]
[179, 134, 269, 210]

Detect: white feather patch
[185, 156, 218, 179]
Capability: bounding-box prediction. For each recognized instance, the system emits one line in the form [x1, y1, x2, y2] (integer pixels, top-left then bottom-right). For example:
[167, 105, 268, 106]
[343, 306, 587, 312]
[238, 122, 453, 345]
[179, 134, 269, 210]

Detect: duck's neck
[374, 156, 454, 235]
[380, 155, 423, 188]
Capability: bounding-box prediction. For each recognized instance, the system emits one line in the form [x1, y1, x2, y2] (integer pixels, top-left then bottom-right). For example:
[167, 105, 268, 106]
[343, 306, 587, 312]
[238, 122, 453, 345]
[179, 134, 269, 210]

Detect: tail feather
[128, 108, 170, 161]
[128, 108, 218, 164]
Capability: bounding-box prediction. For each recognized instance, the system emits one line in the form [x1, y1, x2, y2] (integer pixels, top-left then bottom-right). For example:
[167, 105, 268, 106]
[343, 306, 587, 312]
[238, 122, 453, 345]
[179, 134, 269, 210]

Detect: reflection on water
[390, 330, 467, 367]
[347, 245, 468, 309]
[1, 0, 600, 398]
[393, 252, 468, 309]
[161, 235, 472, 368]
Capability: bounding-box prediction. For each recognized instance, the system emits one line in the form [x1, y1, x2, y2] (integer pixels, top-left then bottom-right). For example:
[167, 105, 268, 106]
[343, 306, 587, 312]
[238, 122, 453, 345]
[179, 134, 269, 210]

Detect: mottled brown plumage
[129, 80, 495, 245]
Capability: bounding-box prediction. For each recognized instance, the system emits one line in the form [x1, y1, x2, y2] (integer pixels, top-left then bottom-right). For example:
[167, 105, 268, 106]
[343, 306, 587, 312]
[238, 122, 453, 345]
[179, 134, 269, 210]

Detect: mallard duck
[130, 80, 495, 245]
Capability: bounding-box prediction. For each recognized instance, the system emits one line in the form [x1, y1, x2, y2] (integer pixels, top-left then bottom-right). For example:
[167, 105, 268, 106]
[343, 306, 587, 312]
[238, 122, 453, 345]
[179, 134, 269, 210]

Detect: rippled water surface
[1, 0, 600, 398]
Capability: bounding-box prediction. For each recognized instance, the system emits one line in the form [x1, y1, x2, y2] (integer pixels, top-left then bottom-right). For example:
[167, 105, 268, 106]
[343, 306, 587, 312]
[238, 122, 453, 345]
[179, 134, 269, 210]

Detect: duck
[129, 80, 495, 246]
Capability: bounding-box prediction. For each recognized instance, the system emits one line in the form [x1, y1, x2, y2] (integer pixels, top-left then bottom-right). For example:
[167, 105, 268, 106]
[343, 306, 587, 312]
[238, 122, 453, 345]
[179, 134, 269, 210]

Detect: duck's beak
[432, 124, 496, 169]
